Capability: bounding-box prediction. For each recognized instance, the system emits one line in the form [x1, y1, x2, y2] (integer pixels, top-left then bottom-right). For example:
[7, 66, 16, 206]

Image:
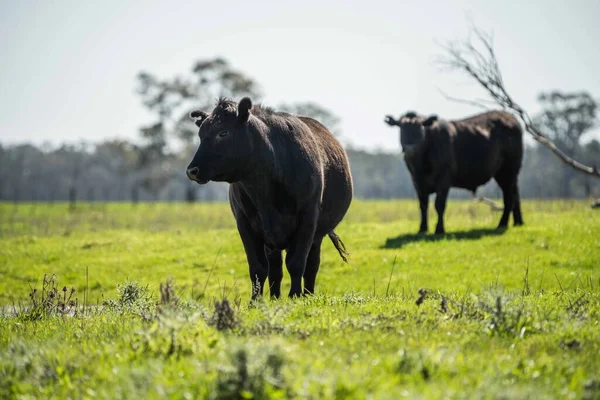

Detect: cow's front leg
[259, 213, 277, 247]
[285, 204, 319, 297]
[434, 187, 449, 235]
[235, 216, 268, 301]
[417, 192, 429, 233]
[265, 245, 283, 299]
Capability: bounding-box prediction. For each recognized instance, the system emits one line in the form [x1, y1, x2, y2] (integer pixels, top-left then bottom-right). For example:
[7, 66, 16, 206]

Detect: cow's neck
[403, 148, 426, 166]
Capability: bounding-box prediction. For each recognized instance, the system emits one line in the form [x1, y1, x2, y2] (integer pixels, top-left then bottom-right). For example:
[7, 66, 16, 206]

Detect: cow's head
[384, 112, 438, 156]
[186, 97, 254, 184]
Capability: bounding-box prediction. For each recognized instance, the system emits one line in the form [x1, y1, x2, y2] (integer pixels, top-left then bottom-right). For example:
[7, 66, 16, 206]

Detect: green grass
[0, 199, 599, 399]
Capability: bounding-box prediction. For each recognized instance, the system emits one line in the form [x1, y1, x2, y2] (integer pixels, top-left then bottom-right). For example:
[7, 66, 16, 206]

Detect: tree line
[1, 58, 598, 203]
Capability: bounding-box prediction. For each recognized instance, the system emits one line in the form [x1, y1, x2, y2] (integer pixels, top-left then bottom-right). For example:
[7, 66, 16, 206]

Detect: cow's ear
[189, 110, 208, 127]
[423, 115, 439, 127]
[384, 115, 399, 127]
[237, 97, 252, 123]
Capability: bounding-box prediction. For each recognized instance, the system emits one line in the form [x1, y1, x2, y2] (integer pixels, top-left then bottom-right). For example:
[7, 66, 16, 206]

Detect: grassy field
[0, 199, 598, 399]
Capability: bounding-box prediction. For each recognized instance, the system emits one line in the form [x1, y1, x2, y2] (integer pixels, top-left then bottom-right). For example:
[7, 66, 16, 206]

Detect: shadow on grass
[382, 227, 506, 249]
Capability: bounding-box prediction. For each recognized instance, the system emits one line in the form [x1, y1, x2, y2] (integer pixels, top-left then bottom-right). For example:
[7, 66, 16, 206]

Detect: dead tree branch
[473, 195, 503, 211]
[435, 87, 493, 110]
[438, 26, 600, 178]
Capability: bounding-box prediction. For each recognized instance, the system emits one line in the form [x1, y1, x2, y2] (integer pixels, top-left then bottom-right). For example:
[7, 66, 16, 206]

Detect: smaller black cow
[384, 110, 524, 234]
[187, 97, 353, 300]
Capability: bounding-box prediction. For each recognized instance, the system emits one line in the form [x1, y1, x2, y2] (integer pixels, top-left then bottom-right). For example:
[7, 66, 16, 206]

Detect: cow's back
[449, 111, 523, 190]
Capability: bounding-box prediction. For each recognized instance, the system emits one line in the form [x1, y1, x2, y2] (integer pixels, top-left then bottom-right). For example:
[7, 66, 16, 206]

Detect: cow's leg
[285, 204, 319, 298]
[513, 184, 524, 226]
[494, 173, 515, 229]
[434, 187, 449, 234]
[265, 245, 283, 299]
[235, 217, 268, 301]
[418, 192, 429, 233]
[303, 235, 324, 296]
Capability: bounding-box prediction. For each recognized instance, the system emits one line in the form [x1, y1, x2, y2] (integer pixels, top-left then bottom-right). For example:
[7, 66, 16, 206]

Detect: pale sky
[1, 0, 599, 152]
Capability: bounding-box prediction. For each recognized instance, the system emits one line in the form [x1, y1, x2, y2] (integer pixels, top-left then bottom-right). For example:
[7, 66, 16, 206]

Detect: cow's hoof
[248, 297, 264, 308]
[434, 230, 445, 235]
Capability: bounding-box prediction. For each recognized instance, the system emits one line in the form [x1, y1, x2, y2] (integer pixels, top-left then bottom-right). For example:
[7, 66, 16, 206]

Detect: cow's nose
[186, 167, 199, 180]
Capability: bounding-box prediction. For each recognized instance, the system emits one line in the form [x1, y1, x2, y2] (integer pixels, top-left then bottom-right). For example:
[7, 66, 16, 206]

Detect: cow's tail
[328, 230, 350, 263]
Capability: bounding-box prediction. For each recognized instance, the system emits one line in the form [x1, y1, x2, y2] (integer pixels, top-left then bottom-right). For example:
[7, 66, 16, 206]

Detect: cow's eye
[218, 131, 228, 138]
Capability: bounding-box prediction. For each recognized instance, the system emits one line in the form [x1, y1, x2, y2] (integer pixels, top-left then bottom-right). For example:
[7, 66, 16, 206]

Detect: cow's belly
[244, 210, 297, 250]
[452, 152, 500, 191]
[452, 171, 494, 191]
[264, 213, 298, 250]
[452, 179, 491, 192]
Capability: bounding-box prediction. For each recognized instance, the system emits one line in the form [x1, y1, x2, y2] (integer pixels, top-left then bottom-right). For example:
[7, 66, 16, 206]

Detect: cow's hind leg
[513, 184, 524, 226]
[265, 246, 283, 299]
[303, 235, 324, 296]
[434, 187, 449, 235]
[494, 172, 516, 229]
[285, 204, 319, 298]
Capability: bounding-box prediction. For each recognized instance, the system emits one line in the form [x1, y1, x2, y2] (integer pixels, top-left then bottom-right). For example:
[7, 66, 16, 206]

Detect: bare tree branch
[438, 25, 600, 178]
[436, 87, 495, 110]
[473, 195, 503, 212]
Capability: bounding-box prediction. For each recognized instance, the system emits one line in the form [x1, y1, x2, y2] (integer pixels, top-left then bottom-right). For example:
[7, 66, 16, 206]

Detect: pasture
[0, 199, 598, 399]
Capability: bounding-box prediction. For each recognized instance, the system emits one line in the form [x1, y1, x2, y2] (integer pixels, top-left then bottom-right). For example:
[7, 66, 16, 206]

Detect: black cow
[384, 110, 524, 234]
[187, 97, 353, 299]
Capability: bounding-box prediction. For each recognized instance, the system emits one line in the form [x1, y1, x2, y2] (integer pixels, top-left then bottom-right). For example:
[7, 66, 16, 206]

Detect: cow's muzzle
[186, 167, 208, 184]
[402, 145, 418, 156]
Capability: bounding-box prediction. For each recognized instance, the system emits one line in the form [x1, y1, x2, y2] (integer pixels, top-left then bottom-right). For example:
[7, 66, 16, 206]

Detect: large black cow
[384, 110, 524, 234]
[187, 97, 353, 299]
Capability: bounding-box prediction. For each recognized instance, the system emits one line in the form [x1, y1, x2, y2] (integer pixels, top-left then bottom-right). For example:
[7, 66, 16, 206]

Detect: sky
[1, 0, 599, 152]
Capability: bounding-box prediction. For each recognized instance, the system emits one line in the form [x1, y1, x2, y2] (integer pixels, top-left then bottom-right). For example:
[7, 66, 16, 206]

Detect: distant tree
[278, 102, 342, 137]
[136, 57, 262, 202]
[345, 147, 414, 199]
[4, 145, 40, 202]
[51, 141, 89, 209]
[582, 140, 600, 197]
[137, 122, 171, 201]
[533, 91, 597, 196]
[94, 140, 141, 201]
[0, 145, 5, 200]
[137, 57, 262, 146]
[535, 92, 597, 155]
